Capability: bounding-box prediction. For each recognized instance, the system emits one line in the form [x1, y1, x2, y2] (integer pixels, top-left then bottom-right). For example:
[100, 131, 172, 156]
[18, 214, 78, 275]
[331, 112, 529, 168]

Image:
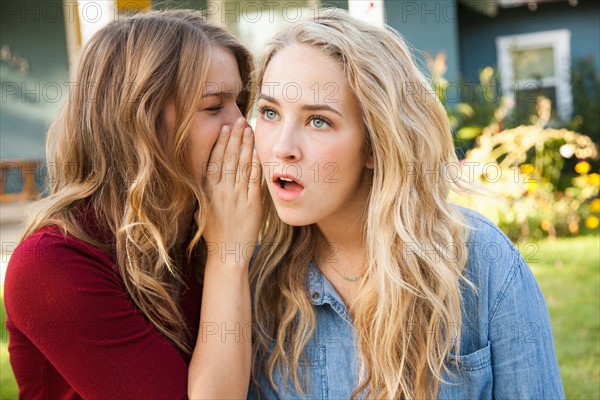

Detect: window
[496, 29, 572, 121]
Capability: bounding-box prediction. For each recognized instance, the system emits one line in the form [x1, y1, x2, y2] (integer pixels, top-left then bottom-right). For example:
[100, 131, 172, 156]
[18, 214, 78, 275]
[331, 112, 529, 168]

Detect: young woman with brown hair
[5, 10, 261, 399]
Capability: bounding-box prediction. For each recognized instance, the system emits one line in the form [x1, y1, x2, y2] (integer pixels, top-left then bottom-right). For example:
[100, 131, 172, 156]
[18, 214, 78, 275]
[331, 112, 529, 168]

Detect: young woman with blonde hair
[249, 10, 564, 399]
[5, 10, 261, 398]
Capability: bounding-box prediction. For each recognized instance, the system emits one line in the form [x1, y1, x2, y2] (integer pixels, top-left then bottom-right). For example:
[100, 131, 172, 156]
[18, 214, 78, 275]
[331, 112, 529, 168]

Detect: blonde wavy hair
[250, 10, 471, 399]
[22, 10, 254, 355]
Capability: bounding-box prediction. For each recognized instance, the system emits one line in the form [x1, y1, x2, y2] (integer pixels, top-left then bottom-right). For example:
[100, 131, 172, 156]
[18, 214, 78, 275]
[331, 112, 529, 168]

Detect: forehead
[203, 47, 243, 95]
[261, 44, 351, 105]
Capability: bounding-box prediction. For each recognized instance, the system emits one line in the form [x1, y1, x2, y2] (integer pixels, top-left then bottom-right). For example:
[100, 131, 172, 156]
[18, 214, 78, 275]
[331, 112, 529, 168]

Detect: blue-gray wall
[0, 0, 209, 164]
[321, 0, 348, 10]
[386, 0, 461, 84]
[0, 1, 69, 161]
[458, 0, 600, 82]
[153, 0, 206, 10]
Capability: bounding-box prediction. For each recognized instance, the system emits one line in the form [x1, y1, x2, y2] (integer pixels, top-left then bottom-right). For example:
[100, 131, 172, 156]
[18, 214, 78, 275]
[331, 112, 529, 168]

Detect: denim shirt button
[311, 291, 321, 300]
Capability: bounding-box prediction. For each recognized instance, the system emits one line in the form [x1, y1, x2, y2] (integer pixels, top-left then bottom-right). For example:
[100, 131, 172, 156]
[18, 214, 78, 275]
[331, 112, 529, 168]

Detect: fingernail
[244, 127, 252, 139]
[236, 117, 247, 128]
[221, 126, 230, 135]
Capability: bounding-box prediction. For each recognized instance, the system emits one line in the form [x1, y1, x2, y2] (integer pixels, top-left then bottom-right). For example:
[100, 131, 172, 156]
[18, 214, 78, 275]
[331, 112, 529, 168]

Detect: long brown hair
[22, 9, 254, 355]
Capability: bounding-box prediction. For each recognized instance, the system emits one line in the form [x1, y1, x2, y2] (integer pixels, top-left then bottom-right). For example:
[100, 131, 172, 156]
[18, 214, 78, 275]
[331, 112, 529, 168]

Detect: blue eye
[259, 106, 279, 121]
[265, 109, 277, 120]
[310, 117, 331, 129]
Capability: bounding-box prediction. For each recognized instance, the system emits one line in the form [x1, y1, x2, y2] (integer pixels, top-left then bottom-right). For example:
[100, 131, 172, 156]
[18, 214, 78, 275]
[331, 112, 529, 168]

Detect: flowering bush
[426, 54, 600, 241]
[451, 97, 599, 241]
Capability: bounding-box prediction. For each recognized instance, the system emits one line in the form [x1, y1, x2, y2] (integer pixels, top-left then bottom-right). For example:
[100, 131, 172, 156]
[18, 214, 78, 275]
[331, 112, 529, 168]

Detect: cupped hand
[202, 118, 262, 265]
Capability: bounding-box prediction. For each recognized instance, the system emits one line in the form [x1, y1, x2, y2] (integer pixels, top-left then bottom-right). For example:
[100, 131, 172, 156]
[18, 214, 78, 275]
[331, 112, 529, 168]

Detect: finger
[247, 149, 262, 200]
[206, 125, 231, 184]
[236, 126, 254, 190]
[221, 117, 247, 185]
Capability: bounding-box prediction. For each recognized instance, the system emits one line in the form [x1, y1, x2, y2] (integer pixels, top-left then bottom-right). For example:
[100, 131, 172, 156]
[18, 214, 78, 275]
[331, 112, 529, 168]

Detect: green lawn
[1, 299, 17, 400]
[525, 236, 600, 399]
[0, 236, 598, 399]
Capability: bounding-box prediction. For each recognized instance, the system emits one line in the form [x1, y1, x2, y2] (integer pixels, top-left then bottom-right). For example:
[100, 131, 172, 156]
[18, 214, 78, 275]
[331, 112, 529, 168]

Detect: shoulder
[6, 225, 115, 280]
[456, 205, 516, 250]
[453, 205, 530, 307]
[452, 206, 547, 324]
[454, 205, 521, 267]
[4, 225, 120, 325]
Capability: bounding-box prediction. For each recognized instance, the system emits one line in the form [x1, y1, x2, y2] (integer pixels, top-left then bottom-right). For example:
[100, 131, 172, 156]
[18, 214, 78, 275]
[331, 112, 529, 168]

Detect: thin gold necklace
[326, 263, 365, 282]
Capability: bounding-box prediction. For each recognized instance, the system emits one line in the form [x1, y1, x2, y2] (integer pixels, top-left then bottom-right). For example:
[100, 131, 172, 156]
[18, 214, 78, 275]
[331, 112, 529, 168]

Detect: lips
[272, 173, 305, 201]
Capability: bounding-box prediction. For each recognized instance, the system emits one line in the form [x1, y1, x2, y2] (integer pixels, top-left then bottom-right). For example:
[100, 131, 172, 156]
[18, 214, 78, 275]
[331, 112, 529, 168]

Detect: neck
[316, 185, 368, 258]
[315, 178, 370, 279]
[317, 221, 363, 255]
[315, 221, 367, 308]
[316, 218, 366, 280]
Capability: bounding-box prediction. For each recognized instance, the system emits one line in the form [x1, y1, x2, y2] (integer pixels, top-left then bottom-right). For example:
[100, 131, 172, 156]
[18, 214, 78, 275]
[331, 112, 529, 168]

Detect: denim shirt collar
[306, 260, 354, 326]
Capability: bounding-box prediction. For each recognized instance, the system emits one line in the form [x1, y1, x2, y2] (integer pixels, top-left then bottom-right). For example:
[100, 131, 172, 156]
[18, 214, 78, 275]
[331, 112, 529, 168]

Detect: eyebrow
[258, 93, 343, 117]
[202, 91, 239, 99]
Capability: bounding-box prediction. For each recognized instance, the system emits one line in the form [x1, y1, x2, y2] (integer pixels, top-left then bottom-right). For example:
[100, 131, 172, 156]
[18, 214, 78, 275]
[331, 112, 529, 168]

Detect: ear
[365, 154, 374, 169]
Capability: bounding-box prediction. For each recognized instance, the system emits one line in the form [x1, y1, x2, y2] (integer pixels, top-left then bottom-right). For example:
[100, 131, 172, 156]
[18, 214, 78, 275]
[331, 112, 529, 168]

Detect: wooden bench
[0, 160, 42, 203]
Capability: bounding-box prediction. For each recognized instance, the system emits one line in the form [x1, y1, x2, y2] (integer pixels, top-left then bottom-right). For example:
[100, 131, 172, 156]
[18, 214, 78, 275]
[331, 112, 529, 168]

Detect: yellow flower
[589, 173, 600, 186]
[541, 220, 552, 231]
[585, 215, 599, 229]
[520, 164, 535, 174]
[569, 221, 579, 234]
[526, 181, 538, 192]
[590, 199, 600, 214]
[575, 161, 591, 174]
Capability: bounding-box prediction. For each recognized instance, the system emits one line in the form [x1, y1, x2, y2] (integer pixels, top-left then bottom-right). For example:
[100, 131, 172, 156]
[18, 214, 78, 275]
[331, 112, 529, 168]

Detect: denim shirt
[249, 208, 565, 399]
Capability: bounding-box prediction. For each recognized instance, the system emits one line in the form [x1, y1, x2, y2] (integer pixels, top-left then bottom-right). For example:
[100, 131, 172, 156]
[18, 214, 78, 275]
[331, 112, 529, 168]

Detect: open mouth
[276, 176, 304, 192]
[272, 173, 305, 201]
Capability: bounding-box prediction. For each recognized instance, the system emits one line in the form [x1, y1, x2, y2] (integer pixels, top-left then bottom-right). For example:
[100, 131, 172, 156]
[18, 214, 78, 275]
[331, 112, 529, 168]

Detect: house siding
[0, 1, 69, 161]
[322, 0, 348, 10]
[458, 0, 600, 82]
[386, 0, 461, 84]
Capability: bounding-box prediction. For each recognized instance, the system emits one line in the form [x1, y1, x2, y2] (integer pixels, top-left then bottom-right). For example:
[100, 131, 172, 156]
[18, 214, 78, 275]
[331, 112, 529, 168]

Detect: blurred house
[1, 0, 598, 200]
[458, 0, 599, 123]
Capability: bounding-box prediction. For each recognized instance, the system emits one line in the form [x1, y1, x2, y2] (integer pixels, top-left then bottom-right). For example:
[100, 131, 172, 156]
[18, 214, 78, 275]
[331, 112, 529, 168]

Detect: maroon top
[4, 219, 202, 399]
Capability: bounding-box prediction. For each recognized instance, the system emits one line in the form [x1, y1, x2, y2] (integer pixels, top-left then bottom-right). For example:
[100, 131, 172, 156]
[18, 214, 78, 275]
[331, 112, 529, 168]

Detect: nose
[225, 103, 244, 126]
[272, 121, 301, 162]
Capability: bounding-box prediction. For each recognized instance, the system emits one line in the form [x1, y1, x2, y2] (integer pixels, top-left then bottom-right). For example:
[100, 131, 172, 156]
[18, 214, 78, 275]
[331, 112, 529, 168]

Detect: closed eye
[204, 106, 223, 112]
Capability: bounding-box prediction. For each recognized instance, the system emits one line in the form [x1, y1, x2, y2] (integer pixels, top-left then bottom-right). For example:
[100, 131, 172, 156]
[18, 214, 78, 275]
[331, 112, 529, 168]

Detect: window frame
[496, 29, 572, 121]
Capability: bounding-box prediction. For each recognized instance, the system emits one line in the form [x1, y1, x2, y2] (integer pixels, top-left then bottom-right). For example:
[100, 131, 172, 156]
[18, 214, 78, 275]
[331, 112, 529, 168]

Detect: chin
[273, 206, 316, 227]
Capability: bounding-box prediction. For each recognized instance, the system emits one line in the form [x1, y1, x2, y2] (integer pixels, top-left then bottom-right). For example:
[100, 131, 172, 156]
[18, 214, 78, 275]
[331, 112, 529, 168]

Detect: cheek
[254, 139, 269, 164]
[254, 122, 272, 161]
[203, 128, 221, 151]
[317, 144, 363, 183]
[188, 122, 221, 170]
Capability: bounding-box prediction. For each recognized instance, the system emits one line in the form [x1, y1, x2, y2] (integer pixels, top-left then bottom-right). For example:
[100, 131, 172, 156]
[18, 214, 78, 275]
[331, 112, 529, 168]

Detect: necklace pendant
[344, 276, 361, 282]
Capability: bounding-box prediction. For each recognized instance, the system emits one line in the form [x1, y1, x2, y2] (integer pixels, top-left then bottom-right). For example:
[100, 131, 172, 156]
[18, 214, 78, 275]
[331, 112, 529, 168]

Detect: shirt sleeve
[4, 230, 190, 399]
[488, 249, 565, 399]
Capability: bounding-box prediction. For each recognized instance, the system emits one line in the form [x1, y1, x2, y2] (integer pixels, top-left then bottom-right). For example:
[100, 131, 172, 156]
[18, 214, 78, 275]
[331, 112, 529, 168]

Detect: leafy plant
[452, 97, 599, 241]
[570, 55, 600, 142]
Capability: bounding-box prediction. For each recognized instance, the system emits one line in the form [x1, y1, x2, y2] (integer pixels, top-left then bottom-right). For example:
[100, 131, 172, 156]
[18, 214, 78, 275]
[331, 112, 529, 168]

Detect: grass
[0, 235, 598, 399]
[1, 300, 17, 400]
[524, 235, 600, 399]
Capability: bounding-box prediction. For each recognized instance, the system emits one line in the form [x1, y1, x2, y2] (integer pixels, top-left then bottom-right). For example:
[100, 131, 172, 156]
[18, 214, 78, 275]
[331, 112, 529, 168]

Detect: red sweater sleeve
[4, 227, 192, 399]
